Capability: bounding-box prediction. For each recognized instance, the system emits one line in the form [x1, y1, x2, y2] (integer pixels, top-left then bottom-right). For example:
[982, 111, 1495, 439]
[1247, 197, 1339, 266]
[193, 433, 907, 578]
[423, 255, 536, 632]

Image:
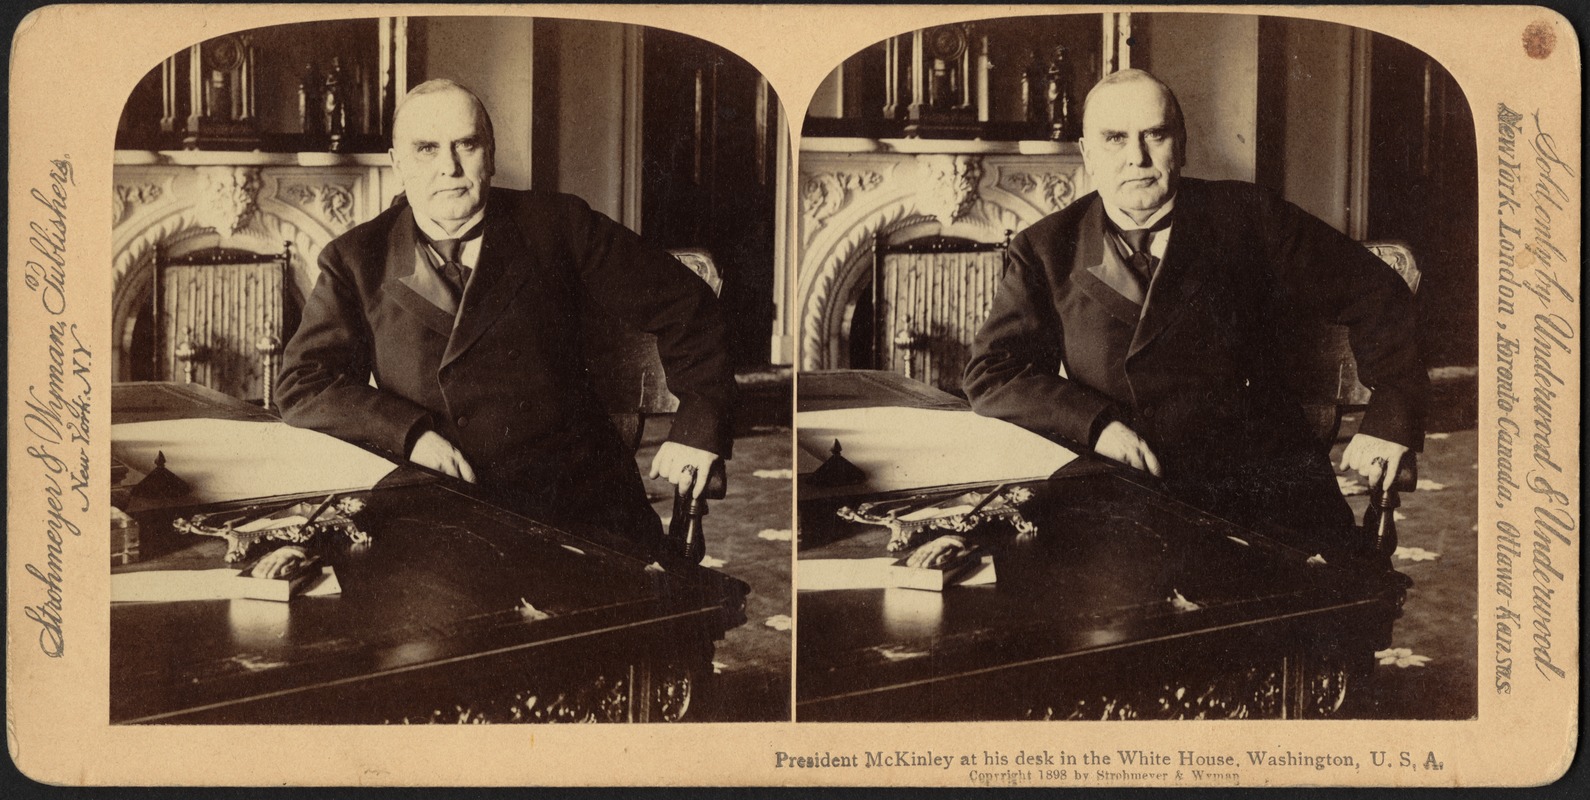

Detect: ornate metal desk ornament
[837, 484, 1035, 553]
[175, 495, 369, 563]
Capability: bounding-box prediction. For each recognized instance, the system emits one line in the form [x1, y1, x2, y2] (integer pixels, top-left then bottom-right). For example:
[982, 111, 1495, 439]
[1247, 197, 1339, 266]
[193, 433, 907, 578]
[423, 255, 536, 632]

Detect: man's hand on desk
[254, 546, 311, 579]
[1340, 433, 1411, 493]
[907, 535, 971, 568]
[409, 430, 478, 483]
[1093, 421, 1164, 477]
[650, 441, 720, 499]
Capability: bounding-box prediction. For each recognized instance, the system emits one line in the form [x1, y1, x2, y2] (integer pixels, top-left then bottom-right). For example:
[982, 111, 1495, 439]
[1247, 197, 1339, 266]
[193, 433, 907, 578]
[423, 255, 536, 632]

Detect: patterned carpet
[632, 374, 1474, 722]
[634, 384, 792, 722]
[1335, 374, 1478, 719]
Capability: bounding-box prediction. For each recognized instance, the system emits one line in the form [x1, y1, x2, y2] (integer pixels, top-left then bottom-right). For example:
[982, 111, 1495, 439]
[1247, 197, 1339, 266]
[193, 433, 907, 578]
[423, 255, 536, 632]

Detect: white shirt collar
[1101, 196, 1176, 234]
[412, 204, 486, 243]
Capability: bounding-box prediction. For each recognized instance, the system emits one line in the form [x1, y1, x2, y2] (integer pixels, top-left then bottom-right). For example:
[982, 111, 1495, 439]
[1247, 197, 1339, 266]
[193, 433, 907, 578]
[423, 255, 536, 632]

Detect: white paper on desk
[111, 418, 398, 505]
[112, 568, 242, 602]
[799, 556, 996, 591]
[796, 406, 1076, 495]
[960, 557, 997, 586]
[798, 558, 897, 591]
[112, 566, 341, 602]
[300, 568, 342, 597]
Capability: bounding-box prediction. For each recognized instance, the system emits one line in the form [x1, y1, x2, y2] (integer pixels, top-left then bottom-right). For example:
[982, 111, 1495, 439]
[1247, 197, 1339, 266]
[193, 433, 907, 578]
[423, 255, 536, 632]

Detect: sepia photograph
[795, 11, 1480, 723]
[4, 1, 1578, 788]
[105, 14, 793, 724]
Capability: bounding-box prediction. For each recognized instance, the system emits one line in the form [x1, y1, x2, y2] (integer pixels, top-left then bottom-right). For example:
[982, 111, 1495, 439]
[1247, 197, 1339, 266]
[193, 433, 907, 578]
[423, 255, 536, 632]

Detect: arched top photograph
[107, 13, 794, 727]
[794, 10, 1481, 726]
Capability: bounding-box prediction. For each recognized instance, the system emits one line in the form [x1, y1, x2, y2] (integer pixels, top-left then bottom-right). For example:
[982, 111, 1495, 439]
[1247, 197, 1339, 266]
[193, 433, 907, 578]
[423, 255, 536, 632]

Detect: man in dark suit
[276, 79, 734, 554]
[960, 69, 1425, 562]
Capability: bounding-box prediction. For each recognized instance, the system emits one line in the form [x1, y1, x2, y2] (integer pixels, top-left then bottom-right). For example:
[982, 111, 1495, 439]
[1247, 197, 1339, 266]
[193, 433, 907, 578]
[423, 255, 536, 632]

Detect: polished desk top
[795, 371, 1396, 717]
[112, 383, 746, 723]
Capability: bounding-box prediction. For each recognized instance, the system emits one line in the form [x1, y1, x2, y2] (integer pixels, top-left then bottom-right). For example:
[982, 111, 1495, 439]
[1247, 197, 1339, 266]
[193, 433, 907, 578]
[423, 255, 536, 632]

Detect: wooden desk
[111, 383, 748, 724]
[796, 371, 1404, 721]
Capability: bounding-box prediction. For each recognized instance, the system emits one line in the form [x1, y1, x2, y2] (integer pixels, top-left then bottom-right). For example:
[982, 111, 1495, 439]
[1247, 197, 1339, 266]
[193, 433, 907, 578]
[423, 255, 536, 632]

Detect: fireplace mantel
[796, 138, 1089, 370]
[111, 152, 399, 381]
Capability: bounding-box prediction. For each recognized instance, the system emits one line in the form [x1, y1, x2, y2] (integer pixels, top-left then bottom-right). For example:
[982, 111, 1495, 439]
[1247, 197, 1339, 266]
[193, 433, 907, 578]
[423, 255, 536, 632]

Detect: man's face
[390, 89, 494, 227]
[1077, 79, 1184, 220]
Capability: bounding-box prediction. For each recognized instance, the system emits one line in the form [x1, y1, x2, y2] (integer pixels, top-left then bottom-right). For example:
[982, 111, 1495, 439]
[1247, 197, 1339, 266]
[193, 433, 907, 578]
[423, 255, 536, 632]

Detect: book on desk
[886, 549, 992, 591]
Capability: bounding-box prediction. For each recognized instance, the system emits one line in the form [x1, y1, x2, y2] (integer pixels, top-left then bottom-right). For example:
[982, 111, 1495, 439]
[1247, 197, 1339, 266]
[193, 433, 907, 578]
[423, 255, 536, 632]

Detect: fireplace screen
[865, 232, 1010, 395]
[145, 244, 298, 405]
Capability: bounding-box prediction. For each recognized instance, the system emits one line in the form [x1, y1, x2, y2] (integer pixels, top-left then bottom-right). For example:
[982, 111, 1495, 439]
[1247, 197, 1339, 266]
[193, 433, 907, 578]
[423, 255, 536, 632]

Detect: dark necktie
[426, 223, 483, 300]
[1117, 216, 1170, 286]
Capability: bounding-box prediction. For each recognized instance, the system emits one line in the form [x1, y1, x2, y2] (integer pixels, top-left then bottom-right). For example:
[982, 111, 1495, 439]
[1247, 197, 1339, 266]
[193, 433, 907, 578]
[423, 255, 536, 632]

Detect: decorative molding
[112, 161, 383, 287]
[797, 197, 1030, 372]
[800, 169, 884, 224]
[999, 167, 1081, 213]
[112, 182, 166, 226]
[111, 204, 322, 382]
[113, 211, 201, 288]
[380, 664, 699, 724]
[800, 199, 918, 370]
[280, 183, 315, 206]
[1365, 242, 1421, 294]
[797, 148, 1087, 371]
[111, 160, 385, 382]
[961, 196, 1027, 237]
[278, 181, 357, 230]
[652, 665, 695, 723]
[1001, 171, 1037, 194]
[1023, 662, 1290, 720]
[194, 166, 263, 235]
[1019, 657, 1354, 720]
[389, 673, 634, 724]
[915, 154, 982, 226]
[113, 206, 317, 286]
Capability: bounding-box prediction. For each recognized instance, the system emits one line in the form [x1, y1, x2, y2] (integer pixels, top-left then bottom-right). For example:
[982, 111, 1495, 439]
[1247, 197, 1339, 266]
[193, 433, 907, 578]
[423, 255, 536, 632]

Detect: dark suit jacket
[964, 179, 1425, 554]
[277, 188, 735, 538]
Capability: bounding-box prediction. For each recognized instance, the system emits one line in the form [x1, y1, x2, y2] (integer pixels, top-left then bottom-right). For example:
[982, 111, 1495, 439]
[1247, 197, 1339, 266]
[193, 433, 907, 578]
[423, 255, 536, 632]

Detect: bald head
[389, 80, 496, 233]
[1077, 69, 1186, 223]
[1081, 69, 1185, 143]
[393, 79, 496, 156]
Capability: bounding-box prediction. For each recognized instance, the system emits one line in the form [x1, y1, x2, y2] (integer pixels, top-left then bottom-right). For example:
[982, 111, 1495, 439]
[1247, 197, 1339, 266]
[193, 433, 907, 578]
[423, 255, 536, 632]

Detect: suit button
[508, 349, 520, 360]
[1142, 407, 1156, 419]
[517, 400, 529, 411]
[456, 416, 469, 428]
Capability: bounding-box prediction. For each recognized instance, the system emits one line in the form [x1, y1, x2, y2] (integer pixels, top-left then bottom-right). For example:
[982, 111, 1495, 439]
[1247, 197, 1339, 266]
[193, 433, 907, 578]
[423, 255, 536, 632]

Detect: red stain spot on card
[1523, 21, 1556, 60]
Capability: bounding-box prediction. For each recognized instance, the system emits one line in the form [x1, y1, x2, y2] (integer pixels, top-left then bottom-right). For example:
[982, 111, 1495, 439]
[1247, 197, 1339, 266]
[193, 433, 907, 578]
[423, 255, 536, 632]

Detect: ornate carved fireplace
[796, 140, 1089, 380]
[111, 152, 397, 400]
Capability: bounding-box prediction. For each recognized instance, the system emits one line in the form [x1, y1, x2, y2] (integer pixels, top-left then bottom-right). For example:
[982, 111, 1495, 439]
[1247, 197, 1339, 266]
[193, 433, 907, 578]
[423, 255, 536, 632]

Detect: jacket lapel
[441, 203, 537, 370]
[382, 207, 457, 337]
[1129, 185, 1210, 359]
[1072, 200, 1147, 325]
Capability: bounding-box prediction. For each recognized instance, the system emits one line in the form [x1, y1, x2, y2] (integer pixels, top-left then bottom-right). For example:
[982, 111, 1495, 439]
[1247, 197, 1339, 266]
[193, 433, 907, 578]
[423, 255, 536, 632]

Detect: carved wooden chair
[1279, 242, 1425, 718]
[1286, 241, 1422, 561]
[580, 248, 727, 563]
[152, 242, 295, 408]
